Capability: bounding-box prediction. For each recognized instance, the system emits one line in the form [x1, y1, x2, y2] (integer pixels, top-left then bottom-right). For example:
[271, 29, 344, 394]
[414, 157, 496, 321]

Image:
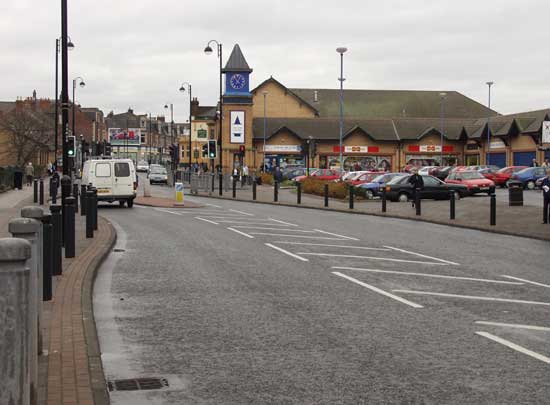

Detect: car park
[507, 166, 547, 189]
[294, 169, 342, 183]
[445, 170, 495, 195]
[488, 166, 528, 187]
[358, 173, 405, 198]
[81, 158, 137, 207]
[149, 166, 168, 184]
[384, 174, 468, 202]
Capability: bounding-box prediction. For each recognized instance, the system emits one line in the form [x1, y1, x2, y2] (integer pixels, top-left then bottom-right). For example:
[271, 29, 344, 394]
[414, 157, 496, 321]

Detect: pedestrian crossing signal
[208, 140, 217, 159]
[67, 136, 76, 157]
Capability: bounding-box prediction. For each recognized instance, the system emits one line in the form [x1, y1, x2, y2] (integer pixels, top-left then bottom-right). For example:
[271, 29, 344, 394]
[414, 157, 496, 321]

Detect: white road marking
[332, 272, 423, 309]
[332, 267, 524, 285]
[314, 229, 359, 241]
[475, 321, 550, 332]
[195, 217, 219, 225]
[206, 203, 222, 208]
[268, 218, 299, 227]
[272, 242, 390, 251]
[154, 209, 182, 216]
[501, 275, 550, 288]
[249, 233, 349, 240]
[227, 227, 254, 238]
[383, 245, 460, 266]
[232, 226, 316, 232]
[394, 290, 550, 306]
[229, 209, 254, 216]
[265, 243, 309, 261]
[215, 221, 296, 226]
[475, 331, 550, 365]
[298, 253, 448, 265]
[199, 215, 261, 220]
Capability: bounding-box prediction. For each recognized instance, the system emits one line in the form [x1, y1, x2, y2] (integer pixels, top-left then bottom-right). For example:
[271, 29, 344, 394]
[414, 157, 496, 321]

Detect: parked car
[507, 167, 548, 189]
[284, 167, 317, 180]
[341, 171, 366, 182]
[149, 166, 168, 184]
[349, 172, 379, 186]
[136, 160, 149, 172]
[358, 173, 405, 198]
[294, 169, 342, 183]
[445, 171, 495, 195]
[536, 176, 545, 189]
[81, 158, 137, 207]
[488, 166, 528, 187]
[384, 174, 468, 202]
[418, 166, 438, 175]
[432, 166, 453, 180]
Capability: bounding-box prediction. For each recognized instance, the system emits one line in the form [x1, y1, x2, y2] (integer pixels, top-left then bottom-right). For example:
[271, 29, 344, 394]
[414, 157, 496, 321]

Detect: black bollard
[415, 189, 421, 216]
[450, 191, 456, 220]
[232, 178, 236, 198]
[91, 188, 98, 231]
[211, 174, 215, 193]
[381, 187, 387, 213]
[41, 213, 53, 301]
[39, 178, 44, 205]
[50, 204, 62, 276]
[252, 181, 257, 200]
[490, 193, 496, 226]
[51, 177, 58, 204]
[219, 174, 223, 196]
[33, 178, 38, 203]
[349, 185, 354, 209]
[80, 184, 87, 216]
[297, 182, 302, 205]
[86, 190, 94, 238]
[324, 184, 329, 207]
[64, 197, 76, 258]
[72, 183, 79, 214]
[274, 181, 278, 202]
[60, 175, 72, 245]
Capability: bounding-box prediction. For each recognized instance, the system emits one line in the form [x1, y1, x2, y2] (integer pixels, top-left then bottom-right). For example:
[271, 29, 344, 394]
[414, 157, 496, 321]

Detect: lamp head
[439, 92, 447, 98]
[67, 40, 75, 50]
[204, 45, 213, 55]
[164, 104, 168, 109]
[179, 86, 185, 93]
[486, 81, 494, 86]
[79, 81, 86, 88]
[336, 47, 348, 54]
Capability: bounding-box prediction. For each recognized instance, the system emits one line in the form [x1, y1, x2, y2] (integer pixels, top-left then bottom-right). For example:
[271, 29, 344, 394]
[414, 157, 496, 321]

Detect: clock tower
[221, 44, 254, 171]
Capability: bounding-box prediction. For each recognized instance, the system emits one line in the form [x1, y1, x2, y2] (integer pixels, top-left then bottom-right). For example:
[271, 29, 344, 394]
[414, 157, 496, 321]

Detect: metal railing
[0, 166, 16, 191]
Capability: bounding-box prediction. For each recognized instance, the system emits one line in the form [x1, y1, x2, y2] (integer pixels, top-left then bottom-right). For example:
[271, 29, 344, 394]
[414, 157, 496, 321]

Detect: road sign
[543, 121, 550, 144]
[175, 182, 184, 204]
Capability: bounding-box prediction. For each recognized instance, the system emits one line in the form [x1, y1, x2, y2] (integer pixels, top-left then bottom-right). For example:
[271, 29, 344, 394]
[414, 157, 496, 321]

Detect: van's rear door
[114, 161, 133, 196]
[94, 161, 114, 196]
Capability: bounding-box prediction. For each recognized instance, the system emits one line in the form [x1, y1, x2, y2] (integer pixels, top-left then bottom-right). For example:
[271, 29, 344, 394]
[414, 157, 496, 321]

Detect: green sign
[197, 129, 207, 138]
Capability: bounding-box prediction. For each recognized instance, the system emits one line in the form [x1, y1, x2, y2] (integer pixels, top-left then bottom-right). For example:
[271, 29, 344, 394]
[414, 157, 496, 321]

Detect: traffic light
[208, 140, 217, 159]
[67, 136, 76, 158]
[202, 143, 208, 157]
[239, 144, 245, 156]
[104, 142, 112, 156]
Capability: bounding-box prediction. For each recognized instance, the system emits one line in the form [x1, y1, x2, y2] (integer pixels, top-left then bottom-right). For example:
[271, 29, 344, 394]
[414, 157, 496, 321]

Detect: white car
[136, 160, 149, 172]
[149, 166, 168, 185]
[418, 166, 438, 175]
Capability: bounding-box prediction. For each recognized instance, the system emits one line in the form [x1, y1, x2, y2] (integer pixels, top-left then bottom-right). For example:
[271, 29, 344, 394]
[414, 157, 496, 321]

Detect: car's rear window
[114, 162, 130, 177]
[95, 162, 111, 177]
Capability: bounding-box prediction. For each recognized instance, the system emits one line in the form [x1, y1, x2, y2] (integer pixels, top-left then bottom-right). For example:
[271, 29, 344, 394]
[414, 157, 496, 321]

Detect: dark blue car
[358, 173, 405, 198]
[507, 167, 547, 189]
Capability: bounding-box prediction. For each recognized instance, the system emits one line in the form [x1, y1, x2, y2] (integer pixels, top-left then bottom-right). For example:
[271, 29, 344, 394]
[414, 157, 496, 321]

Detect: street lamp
[54, 36, 74, 168]
[439, 92, 447, 166]
[263, 91, 268, 173]
[179, 82, 192, 170]
[486, 81, 494, 166]
[71, 76, 85, 172]
[336, 47, 347, 171]
[204, 40, 223, 173]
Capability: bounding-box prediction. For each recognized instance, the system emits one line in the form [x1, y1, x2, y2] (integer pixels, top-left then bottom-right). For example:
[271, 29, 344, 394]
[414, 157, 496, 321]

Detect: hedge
[301, 178, 348, 199]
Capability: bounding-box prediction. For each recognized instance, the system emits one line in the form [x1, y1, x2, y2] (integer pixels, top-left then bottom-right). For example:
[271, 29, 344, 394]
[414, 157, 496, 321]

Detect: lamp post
[439, 92, 446, 166]
[263, 91, 268, 172]
[148, 112, 152, 164]
[61, 0, 70, 175]
[71, 77, 85, 149]
[179, 83, 192, 170]
[486, 81, 494, 166]
[164, 103, 174, 169]
[204, 40, 223, 173]
[336, 47, 347, 171]
[55, 37, 73, 168]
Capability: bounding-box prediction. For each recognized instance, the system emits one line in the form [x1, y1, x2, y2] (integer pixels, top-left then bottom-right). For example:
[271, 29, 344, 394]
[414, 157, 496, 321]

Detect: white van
[82, 158, 137, 207]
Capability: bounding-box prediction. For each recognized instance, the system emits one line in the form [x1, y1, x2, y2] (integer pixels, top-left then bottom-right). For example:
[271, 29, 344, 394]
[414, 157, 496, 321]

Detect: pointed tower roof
[222, 44, 253, 73]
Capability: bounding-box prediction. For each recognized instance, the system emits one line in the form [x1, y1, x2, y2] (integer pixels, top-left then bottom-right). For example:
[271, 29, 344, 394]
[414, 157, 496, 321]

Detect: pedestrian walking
[274, 166, 283, 183]
[541, 169, 550, 224]
[407, 168, 424, 207]
[24, 162, 34, 186]
[531, 158, 539, 167]
[541, 158, 549, 168]
[242, 164, 249, 184]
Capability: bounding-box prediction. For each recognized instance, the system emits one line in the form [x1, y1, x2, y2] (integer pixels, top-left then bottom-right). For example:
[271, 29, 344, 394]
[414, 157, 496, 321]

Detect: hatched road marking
[475, 321, 550, 332]
[272, 242, 390, 251]
[394, 290, 550, 306]
[195, 217, 219, 225]
[265, 243, 309, 262]
[383, 245, 460, 266]
[501, 275, 550, 289]
[227, 227, 254, 239]
[476, 331, 550, 365]
[298, 253, 449, 265]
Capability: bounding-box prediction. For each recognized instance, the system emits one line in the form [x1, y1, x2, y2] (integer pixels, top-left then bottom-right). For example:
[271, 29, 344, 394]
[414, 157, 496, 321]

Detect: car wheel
[526, 180, 535, 190]
[365, 189, 374, 199]
[149, 181, 153, 185]
[398, 192, 409, 202]
[127, 198, 134, 208]
[454, 191, 461, 200]
[119, 200, 125, 207]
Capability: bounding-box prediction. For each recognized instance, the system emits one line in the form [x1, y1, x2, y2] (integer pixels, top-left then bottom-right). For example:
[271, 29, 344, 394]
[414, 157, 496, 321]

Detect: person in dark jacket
[407, 168, 424, 207]
[541, 169, 550, 224]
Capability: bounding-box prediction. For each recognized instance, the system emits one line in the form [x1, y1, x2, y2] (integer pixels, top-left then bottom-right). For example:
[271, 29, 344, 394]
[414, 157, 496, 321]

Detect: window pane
[114, 162, 130, 177]
[96, 163, 111, 177]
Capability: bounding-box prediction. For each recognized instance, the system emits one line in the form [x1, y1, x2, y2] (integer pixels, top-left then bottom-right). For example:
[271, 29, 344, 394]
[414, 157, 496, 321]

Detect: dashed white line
[227, 227, 254, 238]
[265, 243, 309, 261]
[332, 267, 524, 285]
[153, 208, 182, 215]
[249, 233, 349, 240]
[268, 218, 299, 227]
[332, 272, 423, 309]
[272, 242, 390, 251]
[314, 229, 359, 241]
[195, 217, 219, 225]
[475, 331, 550, 365]
[206, 203, 222, 208]
[501, 275, 550, 289]
[229, 209, 254, 216]
[393, 290, 550, 306]
[297, 253, 448, 265]
[474, 321, 550, 332]
[383, 245, 460, 266]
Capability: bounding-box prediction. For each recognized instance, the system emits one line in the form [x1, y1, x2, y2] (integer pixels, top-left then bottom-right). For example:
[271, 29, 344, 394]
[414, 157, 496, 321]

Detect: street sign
[542, 121, 550, 144]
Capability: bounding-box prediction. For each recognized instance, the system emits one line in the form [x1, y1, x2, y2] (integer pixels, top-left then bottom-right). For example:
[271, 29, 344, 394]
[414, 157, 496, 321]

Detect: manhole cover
[113, 248, 125, 252]
[108, 377, 169, 392]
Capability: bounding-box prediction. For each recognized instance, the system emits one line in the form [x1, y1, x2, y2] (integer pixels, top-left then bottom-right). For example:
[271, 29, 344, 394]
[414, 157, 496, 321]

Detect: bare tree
[0, 106, 54, 167]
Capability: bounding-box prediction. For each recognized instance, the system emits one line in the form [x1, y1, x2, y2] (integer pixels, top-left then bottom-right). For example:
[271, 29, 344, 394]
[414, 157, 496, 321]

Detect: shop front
[320, 146, 392, 171]
[464, 142, 480, 166]
[404, 144, 458, 168]
[263, 144, 304, 172]
[486, 139, 507, 168]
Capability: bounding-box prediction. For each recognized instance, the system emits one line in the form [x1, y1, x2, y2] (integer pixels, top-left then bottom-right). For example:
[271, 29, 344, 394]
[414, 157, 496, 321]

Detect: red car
[445, 171, 495, 195]
[488, 166, 528, 187]
[349, 172, 379, 186]
[294, 169, 342, 183]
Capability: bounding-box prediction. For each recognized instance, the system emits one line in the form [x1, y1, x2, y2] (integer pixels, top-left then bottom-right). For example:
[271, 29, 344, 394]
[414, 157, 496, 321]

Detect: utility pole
[61, 0, 70, 175]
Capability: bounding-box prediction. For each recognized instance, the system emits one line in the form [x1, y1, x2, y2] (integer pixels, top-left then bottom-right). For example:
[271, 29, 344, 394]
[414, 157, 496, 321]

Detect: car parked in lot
[445, 171, 495, 195]
[418, 166, 438, 175]
[432, 166, 453, 181]
[358, 173, 405, 198]
[486, 166, 528, 187]
[348, 172, 379, 186]
[294, 169, 342, 183]
[148, 166, 168, 184]
[507, 167, 547, 189]
[284, 167, 317, 180]
[384, 174, 468, 202]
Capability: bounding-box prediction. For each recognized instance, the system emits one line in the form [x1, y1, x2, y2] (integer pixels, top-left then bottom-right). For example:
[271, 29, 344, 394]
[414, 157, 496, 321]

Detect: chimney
[314, 90, 318, 103]
[191, 98, 199, 116]
[128, 107, 133, 114]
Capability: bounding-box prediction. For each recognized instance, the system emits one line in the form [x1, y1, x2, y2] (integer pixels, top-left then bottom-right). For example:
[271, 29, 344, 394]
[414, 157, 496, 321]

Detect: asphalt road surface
[94, 188, 549, 404]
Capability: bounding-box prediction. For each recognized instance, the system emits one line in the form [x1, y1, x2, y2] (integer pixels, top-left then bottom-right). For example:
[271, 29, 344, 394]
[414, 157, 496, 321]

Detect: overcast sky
[2, 0, 549, 122]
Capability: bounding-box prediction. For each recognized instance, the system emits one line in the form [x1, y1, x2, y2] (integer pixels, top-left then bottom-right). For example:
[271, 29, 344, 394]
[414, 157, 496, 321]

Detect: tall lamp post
[439, 92, 447, 166]
[263, 91, 268, 172]
[486, 81, 494, 166]
[164, 103, 174, 169]
[72, 76, 85, 143]
[336, 47, 347, 171]
[54, 36, 73, 167]
[61, 0, 71, 175]
[204, 40, 223, 173]
[179, 83, 193, 169]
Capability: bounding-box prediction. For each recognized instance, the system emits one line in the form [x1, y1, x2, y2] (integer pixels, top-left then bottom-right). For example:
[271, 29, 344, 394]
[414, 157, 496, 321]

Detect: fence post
[274, 181, 278, 202]
[349, 185, 354, 209]
[415, 189, 421, 216]
[324, 184, 329, 207]
[64, 197, 76, 258]
[91, 188, 98, 231]
[219, 173, 223, 196]
[490, 193, 496, 226]
[0, 238, 32, 405]
[86, 190, 94, 238]
[39, 212, 53, 302]
[8, 219, 41, 404]
[50, 204, 63, 276]
[80, 184, 87, 216]
[450, 191, 456, 220]
[39, 178, 44, 205]
[252, 181, 257, 200]
[72, 183, 79, 214]
[33, 179, 38, 203]
[381, 187, 387, 213]
[297, 182, 302, 205]
[60, 175, 71, 245]
[232, 177, 237, 198]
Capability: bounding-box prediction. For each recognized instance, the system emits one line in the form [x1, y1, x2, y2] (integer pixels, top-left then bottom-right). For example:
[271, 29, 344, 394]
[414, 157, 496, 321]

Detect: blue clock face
[229, 74, 246, 90]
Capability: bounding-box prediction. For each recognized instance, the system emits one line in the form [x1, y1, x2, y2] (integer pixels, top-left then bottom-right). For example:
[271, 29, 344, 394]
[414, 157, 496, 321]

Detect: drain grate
[108, 377, 169, 392]
[113, 248, 125, 252]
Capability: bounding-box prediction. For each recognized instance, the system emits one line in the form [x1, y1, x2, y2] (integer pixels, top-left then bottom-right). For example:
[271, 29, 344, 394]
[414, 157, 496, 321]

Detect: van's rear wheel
[119, 200, 126, 207]
[127, 198, 134, 208]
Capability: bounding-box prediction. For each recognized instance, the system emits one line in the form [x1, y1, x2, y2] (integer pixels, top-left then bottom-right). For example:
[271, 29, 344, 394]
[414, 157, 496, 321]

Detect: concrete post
[8, 219, 41, 404]
[0, 238, 32, 405]
[21, 206, 45, 317]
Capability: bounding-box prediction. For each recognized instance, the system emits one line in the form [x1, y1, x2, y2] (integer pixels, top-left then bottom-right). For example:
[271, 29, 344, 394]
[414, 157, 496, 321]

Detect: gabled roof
[251, 76, 319, 116]
[222, 44, 252, 73]
[0, 101, 15, 114]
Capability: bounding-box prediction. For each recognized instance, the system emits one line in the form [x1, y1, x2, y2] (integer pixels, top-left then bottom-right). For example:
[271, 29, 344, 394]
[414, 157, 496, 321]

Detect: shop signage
[197, 129, 207, 138]
[264, 145, 302, 153]
[466, 143, 479, 151]
[489, 139, 506, 149]
[333, 145, 380, 153]
[543, 121, 550, 144]
[230, 111, 245, 144]
[408, 145, 454, 153]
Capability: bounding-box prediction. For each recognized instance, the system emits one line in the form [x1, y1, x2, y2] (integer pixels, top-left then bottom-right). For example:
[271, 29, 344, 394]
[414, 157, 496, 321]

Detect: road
[94, 186, 549, 404]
